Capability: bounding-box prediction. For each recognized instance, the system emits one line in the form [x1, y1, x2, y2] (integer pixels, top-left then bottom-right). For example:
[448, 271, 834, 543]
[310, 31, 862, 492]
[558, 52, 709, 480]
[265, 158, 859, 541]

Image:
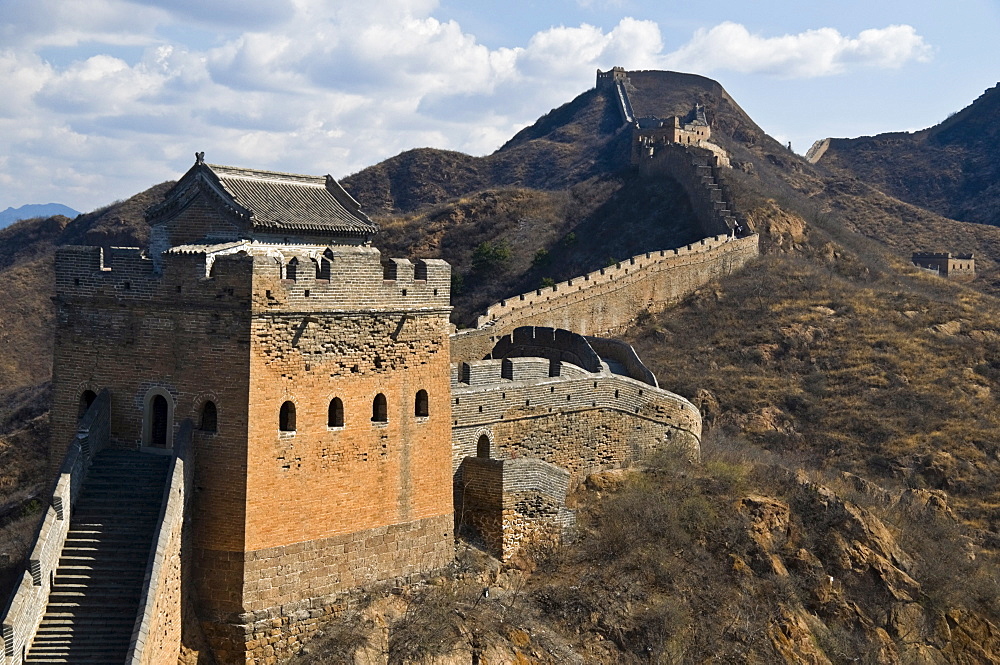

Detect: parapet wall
[54, 244, 450, 314]
[636, 143, 743, 237]
[1, 391, 110, 665]
[128, 422, 192, 665]
[453, 233, 757, 363]
[450, 358, 701, 485]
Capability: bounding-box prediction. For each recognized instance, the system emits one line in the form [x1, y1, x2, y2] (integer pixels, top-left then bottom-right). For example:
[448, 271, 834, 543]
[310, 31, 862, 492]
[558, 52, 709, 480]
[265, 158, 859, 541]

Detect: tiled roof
[208, 164, 377, 237]
[146, 157, 377, 240]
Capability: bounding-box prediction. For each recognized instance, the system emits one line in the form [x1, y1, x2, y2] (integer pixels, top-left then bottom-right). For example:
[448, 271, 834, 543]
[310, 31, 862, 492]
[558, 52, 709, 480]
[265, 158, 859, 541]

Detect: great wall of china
[453, 68, 757, 362]
[2, 69, 758, 665]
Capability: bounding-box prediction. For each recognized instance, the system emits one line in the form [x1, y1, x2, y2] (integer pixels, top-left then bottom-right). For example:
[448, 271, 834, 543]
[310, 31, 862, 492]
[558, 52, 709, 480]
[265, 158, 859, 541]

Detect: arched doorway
[151, 395, 169, 448]
[143, 388, 174, 449]
[78, 390, 97, 420]
[476, 433, 491, 458]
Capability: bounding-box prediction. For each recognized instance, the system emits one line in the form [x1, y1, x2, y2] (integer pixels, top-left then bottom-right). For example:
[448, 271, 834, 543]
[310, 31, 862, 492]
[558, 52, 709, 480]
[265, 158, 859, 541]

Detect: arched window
[78, 390, 97, 420]
[279, 401, 296, 432]
[200, 401, 218, 433]
[372, 394, 387, 423]
[477, 434, 491, 458]
[414, 390, 429, 417]
[328, 397, 344, 428]
[286, 257, 299, 280]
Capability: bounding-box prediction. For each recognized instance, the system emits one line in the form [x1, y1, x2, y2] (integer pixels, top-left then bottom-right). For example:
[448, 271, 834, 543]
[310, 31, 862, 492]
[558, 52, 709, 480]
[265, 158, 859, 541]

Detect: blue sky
[1, 0, 998, 212]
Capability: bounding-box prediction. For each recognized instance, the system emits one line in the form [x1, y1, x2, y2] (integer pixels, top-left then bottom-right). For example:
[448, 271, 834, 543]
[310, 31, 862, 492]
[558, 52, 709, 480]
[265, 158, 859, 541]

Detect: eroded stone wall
[135, 458, 184, 665]
[456, 458, 571, 560]
[201, 513, 453, 665]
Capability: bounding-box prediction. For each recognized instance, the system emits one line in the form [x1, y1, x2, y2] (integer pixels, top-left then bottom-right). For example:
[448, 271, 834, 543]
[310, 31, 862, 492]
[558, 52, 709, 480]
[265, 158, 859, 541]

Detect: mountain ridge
[0, 203, 79, 230]
[3, 69, 1000, 663]
[815, 82, 1000, 227]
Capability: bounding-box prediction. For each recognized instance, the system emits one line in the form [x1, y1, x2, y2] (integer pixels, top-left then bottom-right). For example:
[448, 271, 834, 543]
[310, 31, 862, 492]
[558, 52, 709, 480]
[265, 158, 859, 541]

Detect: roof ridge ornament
[195, 151, 205, 165]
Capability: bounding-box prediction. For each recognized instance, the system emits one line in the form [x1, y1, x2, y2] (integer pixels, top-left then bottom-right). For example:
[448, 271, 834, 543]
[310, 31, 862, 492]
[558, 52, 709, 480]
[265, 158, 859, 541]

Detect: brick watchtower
[50, 154, 454, 662]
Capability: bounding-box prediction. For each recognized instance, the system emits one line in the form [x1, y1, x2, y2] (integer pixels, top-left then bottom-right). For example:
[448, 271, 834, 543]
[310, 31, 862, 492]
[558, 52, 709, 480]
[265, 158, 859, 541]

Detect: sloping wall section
[452, 233, 757, 362]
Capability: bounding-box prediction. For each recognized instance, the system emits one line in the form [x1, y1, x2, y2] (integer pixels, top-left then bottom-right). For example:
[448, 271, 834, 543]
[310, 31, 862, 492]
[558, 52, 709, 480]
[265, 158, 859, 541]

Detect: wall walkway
[452, 233, 757, 363]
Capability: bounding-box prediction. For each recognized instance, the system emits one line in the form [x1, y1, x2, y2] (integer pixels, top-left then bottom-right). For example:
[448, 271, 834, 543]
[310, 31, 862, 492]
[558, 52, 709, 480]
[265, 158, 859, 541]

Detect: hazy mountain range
[0, 203, 78, 230]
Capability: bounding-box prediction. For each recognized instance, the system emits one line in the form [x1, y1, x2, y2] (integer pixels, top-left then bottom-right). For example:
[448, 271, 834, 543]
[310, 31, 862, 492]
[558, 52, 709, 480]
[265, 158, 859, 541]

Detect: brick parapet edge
[0, 391, 110, 665]
[127, 421, 193, 665]
[453, 234, 758, 364]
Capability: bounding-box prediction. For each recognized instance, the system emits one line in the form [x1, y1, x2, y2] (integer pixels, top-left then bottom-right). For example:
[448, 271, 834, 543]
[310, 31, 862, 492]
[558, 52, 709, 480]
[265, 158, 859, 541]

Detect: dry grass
[626, 242, 1000, 532]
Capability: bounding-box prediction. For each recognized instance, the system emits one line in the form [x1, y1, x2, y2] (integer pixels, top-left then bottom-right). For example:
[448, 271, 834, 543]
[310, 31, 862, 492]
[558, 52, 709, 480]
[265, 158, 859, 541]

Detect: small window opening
[279, 401, 296, 432]
[477, 434, 491, 458]
[328, 397, 344, 428]
[286, 258, 299, 280]
[415, 389, 429, 417]
[372, 393, 388, 423]
[200, 401, 218, 433]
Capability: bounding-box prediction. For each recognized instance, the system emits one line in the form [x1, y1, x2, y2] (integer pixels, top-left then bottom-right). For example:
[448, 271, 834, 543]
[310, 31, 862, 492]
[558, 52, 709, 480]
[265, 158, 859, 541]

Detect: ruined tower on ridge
[47, 154, 455, 662]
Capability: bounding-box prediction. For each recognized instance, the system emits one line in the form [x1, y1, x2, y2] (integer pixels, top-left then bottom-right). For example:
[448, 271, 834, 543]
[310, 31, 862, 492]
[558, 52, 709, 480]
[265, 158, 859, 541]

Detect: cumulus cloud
[663, 22, 931, 78]
[0, 1, 934, 211]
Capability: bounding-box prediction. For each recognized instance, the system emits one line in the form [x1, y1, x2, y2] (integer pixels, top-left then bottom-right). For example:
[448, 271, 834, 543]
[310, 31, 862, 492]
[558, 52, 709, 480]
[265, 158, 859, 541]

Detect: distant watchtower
[50, 154, 455, 663]
[596, 66, 628, 90]
[912, 252, 976, 281]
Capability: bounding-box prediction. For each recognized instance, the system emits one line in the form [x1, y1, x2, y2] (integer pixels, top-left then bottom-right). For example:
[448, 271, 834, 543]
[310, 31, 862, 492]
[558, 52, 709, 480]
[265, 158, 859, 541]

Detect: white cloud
[662, 22, 932, 78]
[0, 1, 935, 211]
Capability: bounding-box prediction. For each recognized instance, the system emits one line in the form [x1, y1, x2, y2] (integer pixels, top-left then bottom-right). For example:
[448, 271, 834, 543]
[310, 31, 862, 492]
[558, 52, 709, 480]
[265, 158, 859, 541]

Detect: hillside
[4, 69, 1000, 663]
[339, 87, 627, 216]
[816, 83, 1000, 227]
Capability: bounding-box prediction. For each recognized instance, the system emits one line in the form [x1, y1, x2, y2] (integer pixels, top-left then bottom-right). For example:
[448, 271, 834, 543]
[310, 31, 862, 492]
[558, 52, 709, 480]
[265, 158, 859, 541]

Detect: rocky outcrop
[733, 470, 1000, 664]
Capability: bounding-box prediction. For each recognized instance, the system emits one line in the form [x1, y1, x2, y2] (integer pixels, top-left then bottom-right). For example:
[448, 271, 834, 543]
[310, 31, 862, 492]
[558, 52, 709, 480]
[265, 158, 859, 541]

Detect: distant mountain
[0, 203, 79, 229]
[340, 70, 787, 216]
[815, 82, 1000, 227]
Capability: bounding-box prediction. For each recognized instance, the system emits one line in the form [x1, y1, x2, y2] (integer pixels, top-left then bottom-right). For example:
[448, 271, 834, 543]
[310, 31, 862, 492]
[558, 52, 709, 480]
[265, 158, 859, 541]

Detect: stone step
[25, 449, 169, 663]
[38, 614, 135, 625]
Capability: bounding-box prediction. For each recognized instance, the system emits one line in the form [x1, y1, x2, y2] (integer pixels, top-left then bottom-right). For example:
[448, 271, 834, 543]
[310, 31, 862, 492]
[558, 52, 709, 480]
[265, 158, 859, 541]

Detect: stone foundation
[198, 513, 454, 664]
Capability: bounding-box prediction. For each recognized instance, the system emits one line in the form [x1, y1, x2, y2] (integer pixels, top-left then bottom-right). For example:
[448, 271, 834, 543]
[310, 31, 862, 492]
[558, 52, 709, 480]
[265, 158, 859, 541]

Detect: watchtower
[912, 252, 976, 281]
[50, 154, 454, 662]
[596, 66, 628, 89]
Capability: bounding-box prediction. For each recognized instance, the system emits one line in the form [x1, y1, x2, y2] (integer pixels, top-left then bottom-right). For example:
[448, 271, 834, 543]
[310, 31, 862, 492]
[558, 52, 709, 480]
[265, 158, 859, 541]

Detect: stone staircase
[24, 450, 171, 664]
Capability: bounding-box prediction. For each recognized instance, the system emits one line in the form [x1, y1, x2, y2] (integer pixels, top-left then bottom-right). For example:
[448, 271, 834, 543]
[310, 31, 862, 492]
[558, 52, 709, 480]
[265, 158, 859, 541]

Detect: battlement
[453, 356, 593, 388]
[478, 233, 740, 327]
[54, 243, 451, 312]
[596, 66, 628, 89]
[450, 354, 701, 482]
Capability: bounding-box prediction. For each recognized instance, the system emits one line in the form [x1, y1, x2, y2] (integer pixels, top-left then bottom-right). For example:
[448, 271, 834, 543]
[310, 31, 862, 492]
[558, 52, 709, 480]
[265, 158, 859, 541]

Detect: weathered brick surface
[451, 358, 700, 486]
[457, 457, 572, 560]
[134, 454, 186, 665]
[200, 513, 453, 665]
[52, 237, 455, 664]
